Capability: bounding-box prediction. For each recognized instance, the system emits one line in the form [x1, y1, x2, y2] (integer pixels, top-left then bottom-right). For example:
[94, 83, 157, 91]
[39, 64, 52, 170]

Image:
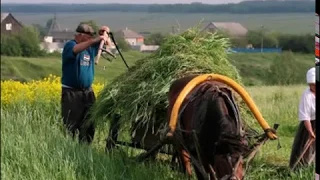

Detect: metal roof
[116, 27, 144, 38]
[203, 22, 248, 36]
[47, 31, 75, 40]
[1, 13, 9, 22]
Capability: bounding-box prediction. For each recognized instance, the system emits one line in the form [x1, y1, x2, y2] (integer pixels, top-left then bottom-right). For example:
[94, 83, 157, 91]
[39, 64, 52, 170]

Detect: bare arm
[303, 120, 315, 138]
[73, 37, 101, 54]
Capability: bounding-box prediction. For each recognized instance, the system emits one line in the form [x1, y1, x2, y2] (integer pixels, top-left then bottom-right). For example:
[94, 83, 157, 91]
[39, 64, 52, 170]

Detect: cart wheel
[105, 113, 121, 152]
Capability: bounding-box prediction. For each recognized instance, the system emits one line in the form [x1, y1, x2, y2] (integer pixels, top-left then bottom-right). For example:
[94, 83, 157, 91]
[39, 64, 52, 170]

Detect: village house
[1, 13, 24, 36]
[40, 14, 75, 53]
[202, 22, 248, 38]
[41, 16, 158, 53]
[115, 27, 145, 46]
[115, 27, 159, 52]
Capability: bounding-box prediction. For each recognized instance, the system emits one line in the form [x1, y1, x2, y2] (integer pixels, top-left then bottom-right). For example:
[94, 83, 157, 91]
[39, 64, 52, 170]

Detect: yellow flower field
[1, 74, 104, 105]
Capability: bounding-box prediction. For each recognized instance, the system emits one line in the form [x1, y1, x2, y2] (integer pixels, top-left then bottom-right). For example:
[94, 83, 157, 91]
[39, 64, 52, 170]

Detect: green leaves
[1, 26, 45, 57]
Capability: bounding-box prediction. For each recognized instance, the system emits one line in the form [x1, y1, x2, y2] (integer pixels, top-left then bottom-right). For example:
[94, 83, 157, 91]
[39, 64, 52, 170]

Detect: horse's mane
[184, 81, 250, 155]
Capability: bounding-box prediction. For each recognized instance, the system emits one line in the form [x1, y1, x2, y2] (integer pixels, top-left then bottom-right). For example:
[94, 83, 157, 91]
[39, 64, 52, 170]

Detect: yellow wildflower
[1, 76, 105, 106]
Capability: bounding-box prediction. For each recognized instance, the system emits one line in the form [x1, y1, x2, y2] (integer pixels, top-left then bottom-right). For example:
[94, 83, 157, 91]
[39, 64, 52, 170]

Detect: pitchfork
[291, 137, 315, 171]
[95, 27, 130, 69]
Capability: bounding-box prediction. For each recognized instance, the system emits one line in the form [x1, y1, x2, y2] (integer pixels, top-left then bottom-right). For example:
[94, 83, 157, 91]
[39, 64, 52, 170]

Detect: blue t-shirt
[61, 40, 99, 89]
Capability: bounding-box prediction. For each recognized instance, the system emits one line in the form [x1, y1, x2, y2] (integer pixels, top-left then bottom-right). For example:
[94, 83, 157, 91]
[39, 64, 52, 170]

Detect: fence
[229, 48, 282, 53]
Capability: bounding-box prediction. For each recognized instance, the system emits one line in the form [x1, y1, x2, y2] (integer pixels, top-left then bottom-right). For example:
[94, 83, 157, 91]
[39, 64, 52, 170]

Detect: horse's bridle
[221, 154, 243, 180]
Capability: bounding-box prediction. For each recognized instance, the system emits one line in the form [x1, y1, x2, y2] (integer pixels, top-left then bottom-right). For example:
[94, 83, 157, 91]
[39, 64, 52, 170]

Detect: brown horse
[167, 75, 251, 180]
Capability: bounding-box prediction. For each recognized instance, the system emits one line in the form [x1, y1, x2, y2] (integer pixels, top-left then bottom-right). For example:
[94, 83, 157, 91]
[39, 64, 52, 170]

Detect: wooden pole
[291, 137, 315, 171]
[95, 30, 107, 65]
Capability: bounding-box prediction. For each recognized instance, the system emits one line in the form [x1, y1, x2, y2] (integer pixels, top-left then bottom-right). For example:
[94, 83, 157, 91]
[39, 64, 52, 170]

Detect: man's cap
[75, 23, 96, 36]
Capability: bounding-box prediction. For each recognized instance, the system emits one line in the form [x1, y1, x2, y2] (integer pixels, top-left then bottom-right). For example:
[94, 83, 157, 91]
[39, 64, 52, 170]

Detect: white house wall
[125, 38, 137, 45]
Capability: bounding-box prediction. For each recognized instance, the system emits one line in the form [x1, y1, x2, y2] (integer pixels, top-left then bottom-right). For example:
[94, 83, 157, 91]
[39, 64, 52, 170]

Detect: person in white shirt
[289, 67, 316, 170]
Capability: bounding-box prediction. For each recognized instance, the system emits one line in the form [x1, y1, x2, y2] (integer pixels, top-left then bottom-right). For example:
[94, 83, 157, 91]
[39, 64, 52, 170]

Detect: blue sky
[2, 0, 243, 4]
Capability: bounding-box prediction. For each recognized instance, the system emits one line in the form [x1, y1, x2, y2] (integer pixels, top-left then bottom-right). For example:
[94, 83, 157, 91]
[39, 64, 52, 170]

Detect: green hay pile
[90, 26, 244, 131]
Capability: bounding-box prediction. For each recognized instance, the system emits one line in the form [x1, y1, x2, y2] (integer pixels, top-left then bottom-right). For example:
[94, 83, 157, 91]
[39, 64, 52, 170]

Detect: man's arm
[303, 120, 315, 138]
[92, 41, 101, 57]
[73, 37, 101, 54]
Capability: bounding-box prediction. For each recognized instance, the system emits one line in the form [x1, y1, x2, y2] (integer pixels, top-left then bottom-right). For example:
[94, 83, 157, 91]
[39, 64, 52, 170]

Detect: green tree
[17, 26, 44, 57]
[246, 29, 278, 48]
[266, 51, 306, 85]
[1, 25, 45, 57]
[1, 35, 22, 56]
[32, 24, 47, 39]
[144, 33, 167, 45]
[277, 33, 313, 53]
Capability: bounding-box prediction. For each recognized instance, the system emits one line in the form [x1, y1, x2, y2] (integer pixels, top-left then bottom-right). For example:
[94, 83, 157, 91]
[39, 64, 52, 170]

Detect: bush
[1, 26, 45, 57]
[1, 35, 22, 56]
[277, 33, 314, 54]
[245, 29, 314, 54]
[246, 30, 278, 48]
[266, 51, 311, 85]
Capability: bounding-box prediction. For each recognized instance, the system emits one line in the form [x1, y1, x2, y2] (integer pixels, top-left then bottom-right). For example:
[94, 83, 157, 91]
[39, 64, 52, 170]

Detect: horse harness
[171, 81, 278, 180]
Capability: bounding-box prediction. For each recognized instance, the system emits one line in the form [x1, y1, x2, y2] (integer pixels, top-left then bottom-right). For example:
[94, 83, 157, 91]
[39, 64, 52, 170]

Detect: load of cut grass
[90, 26, 246, 133]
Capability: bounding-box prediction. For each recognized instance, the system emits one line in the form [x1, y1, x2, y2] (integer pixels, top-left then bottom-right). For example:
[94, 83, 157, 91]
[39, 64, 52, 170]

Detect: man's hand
[98, 26, 110, 35]
[97, 26, 112, 46]
[310, 132, 316, 139]
[309, 129, 316, 139]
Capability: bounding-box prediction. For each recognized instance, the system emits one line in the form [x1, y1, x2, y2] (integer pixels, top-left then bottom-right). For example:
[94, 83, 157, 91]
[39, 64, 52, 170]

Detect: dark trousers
[61, 87, 96, 144]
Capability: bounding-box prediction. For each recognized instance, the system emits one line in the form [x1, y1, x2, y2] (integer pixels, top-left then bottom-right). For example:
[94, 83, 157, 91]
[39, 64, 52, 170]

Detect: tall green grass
[1, 52, 314, 86]
[1, 85, 315, 180]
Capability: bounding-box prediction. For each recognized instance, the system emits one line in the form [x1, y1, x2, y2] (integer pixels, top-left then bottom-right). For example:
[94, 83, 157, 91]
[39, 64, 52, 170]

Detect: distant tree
[266, 51, 305, 85]
[17, 26, 44, 57]
[144, 33, 167, 45]
[277, 33, 314, 53]
[32, 24, 47, 39]
[246, 29, 278, 48]
[1, 35, 22, 56]
[1, 26, 45, 57]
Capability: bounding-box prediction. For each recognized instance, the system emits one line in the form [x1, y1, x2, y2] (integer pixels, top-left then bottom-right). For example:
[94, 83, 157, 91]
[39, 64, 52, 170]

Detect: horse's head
[209, 118, 249, 180]
[212, 139, 247, 180]
[203, 83, 250, 180]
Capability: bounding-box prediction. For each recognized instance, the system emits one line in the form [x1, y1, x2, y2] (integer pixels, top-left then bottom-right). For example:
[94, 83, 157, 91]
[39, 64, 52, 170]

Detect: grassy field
[1, 83, 315, 180]
[1, 52, 314, 86]
[0, 51, 148, 84]
[13, 12, 315, 34]
[1, 51, 316, 179]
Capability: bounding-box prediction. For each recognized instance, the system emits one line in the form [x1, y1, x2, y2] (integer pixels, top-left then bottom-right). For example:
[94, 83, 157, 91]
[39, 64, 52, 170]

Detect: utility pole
[261, 25, 264, 53]
[172, 26, 175, 34]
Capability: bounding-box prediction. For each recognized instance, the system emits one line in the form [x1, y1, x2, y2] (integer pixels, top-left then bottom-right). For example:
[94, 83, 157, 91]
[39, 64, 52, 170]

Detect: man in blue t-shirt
[61, 23, 110, 144]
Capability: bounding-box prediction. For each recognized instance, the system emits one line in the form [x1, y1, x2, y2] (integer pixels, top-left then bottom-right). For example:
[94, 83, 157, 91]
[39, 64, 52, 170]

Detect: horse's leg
[193, 164, 209, 180]
[181, 149, 193, 178]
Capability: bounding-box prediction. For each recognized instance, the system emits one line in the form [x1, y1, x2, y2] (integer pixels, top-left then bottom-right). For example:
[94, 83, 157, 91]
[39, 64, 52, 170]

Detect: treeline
[230, 30, 314, 53]
[0, 21, 132, 57]
[0, 26, 314, 58]
[1, 1, 314, 14]
[143, 29, 314, 54]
